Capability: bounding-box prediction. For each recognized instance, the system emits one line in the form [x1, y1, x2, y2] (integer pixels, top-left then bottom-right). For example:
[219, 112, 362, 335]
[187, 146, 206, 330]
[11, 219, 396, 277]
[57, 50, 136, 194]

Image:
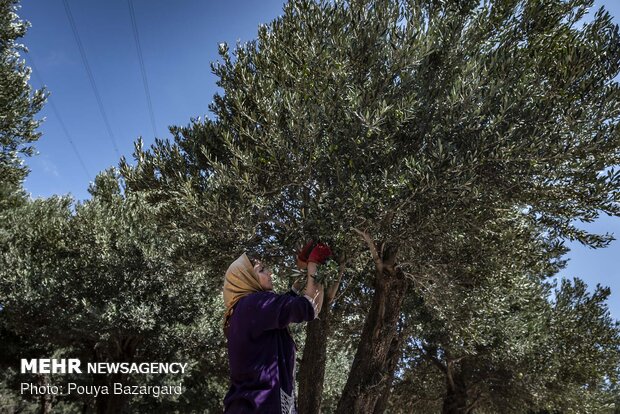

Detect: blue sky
[17, 1, 620, 320]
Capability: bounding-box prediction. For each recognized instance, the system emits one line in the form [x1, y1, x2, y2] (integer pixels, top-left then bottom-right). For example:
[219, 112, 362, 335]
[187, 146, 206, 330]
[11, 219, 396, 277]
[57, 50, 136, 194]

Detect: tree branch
[326, 258, 346, 304]
[421, 344, 447, 374]
[352, 227, 383, 273]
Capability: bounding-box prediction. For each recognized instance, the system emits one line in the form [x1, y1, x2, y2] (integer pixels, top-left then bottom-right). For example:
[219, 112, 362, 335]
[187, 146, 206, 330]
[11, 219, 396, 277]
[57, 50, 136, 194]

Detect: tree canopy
[119, 0, 620, 412]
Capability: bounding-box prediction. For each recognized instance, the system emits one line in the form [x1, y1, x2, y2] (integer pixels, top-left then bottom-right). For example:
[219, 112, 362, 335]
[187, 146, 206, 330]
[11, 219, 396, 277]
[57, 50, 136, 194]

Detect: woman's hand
[305, 261, 323, 316]
[295, 240, 332, 315]
[296, 240, 315, 270]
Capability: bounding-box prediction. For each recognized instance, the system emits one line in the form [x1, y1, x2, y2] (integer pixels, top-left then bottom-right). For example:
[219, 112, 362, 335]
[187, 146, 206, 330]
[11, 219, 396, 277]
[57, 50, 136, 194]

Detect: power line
[127, 0, 158, 138]
[62, 0, 121, 157]
[28, 56, 92, 180]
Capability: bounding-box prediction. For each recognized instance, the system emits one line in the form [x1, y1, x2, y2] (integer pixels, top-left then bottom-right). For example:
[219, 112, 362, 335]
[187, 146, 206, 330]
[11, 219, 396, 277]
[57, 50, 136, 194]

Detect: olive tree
[0, 1, 48, 411]
[0, 0, 47, 210]
[0, 170, 229, 413]
[120, 0, 620, 412]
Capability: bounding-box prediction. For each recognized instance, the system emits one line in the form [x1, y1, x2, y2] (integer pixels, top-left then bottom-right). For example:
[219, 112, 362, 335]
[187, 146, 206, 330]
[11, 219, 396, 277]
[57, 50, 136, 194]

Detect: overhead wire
[28, 55, 93, 180]
[127, 0, 158, 138]
[62, 0, 121, 157]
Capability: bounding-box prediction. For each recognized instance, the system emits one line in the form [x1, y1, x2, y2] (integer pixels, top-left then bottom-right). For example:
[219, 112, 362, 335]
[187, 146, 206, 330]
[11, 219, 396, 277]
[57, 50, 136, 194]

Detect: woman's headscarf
[223, 253, 264, 331]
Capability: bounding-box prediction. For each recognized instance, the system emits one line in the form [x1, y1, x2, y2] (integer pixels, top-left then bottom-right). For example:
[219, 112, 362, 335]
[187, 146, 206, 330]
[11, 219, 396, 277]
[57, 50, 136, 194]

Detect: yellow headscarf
[223, 253, 265, 331]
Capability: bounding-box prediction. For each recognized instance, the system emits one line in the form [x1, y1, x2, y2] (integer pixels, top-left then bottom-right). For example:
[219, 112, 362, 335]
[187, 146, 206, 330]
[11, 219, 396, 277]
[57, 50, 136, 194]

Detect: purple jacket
[223, 290, 316, 413]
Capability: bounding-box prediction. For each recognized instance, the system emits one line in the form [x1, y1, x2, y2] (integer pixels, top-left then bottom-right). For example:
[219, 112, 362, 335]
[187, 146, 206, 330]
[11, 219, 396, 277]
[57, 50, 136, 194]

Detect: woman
[222, 242, 332, 413]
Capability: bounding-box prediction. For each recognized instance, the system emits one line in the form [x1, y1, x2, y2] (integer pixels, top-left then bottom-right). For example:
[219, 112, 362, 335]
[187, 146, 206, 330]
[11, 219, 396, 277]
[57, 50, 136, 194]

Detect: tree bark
[335, 241, 408, 414]
[94, 336, 139, 414]
[94, 371, 131, 414]
[38, 374, 53, 414]
[372, 322, 405, 414]
[297, 300, 334, 414]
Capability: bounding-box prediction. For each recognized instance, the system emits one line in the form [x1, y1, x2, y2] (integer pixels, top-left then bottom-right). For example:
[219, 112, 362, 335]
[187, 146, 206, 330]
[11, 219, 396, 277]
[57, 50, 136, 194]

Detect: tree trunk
[297, 300, 334, 414]
[372, 322, 404, 414]
[38, 374, 53, 414]
[441, 370, 470, 414]
[335, 247, 408, 414]
[94, 371, 131, 414]
[94, 336, 139, 414]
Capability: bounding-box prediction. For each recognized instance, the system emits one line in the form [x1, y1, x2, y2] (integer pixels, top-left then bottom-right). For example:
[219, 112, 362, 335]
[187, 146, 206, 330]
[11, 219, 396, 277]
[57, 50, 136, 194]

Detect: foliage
[390, 275, 620, 414]
[0, 1, 51, 411]
[0, 170, 227, 412]
[2, 0, 620, 412]
[0, 0, 47, 210]
[122, 0, 620, 286]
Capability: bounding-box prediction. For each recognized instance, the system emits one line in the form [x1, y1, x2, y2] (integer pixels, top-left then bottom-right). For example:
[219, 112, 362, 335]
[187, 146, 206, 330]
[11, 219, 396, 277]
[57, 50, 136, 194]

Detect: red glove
[297, 240, 316, 263]
[308, 242, 332, 264]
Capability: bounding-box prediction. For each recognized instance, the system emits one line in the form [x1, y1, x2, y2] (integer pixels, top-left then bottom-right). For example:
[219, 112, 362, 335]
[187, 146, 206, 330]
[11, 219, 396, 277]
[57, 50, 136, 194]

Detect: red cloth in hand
[297, 240, 316, 263]
[308, 243, 332, 264]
